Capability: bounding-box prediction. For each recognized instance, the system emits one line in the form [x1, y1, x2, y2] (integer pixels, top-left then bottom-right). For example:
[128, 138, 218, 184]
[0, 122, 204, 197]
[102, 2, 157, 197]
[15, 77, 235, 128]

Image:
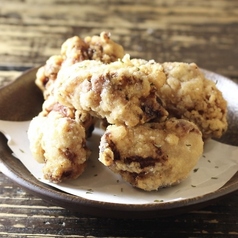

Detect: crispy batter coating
[99, 118, 204, 191]
[40, 96, 95, 138]
[36, 32, 125, 99]
[55, 55, 168, 127]
[28, 110, 90, 183]
[28, 32, 228, 189]
[29, 32, 125, 183]
[159, 62, 228, 139]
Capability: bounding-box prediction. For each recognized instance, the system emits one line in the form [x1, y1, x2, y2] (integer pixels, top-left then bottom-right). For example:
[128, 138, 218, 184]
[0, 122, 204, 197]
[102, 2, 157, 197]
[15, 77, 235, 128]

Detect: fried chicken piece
[40, 96, 95, 138]
[28, 109, 90, 183]
[35, 55, 63, 96]
[158, 62, 227, 139]
[99, 118, 203, 191]
[55, 55, 168, 127]
[29, 32, 125, 181]
[29, 31, 227, 188]
[36, 32, 125, 99]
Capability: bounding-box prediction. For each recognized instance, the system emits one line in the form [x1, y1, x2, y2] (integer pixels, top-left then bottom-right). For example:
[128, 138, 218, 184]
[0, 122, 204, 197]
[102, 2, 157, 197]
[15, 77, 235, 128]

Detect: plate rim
[0, 67, 238, 218]
[1, 145, 238, 218]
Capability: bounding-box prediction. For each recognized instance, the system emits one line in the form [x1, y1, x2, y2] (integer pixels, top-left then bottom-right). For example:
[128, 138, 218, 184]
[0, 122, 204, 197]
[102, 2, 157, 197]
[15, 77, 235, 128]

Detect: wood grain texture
[0, 172, 238, 237]
[0, 0, 238, 78]
[0, 71, 21, 88]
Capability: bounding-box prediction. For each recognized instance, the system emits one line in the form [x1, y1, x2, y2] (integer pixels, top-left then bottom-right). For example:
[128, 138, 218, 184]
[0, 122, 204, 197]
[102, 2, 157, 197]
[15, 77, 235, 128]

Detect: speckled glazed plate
[0, 68, 238, 218]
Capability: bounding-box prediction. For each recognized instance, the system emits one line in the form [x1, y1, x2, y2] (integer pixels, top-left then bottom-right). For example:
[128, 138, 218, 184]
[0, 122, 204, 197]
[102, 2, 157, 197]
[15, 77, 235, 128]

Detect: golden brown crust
[159, 62, 228, 139]
[40, 95, 95, 138]
[55, 55, 168, 127]
[99, 118, 204, 191]
[28, 110, 90, 183]
[29, 32, 124, 183]
[28, 32, 228, 189]
[36, 32, 125, 99]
